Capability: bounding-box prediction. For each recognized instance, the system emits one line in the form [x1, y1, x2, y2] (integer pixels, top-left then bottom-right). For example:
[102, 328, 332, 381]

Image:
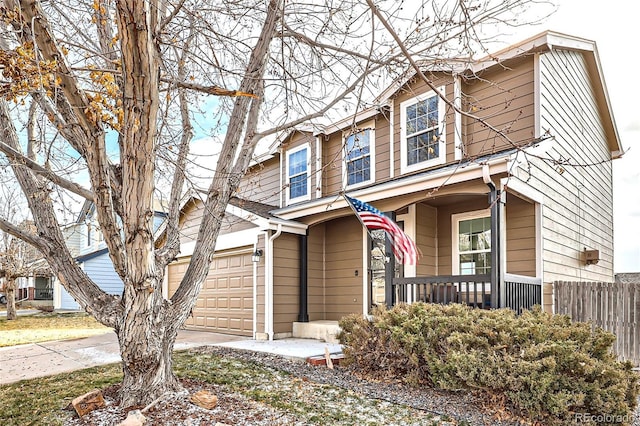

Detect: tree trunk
[5, 276, 16, 320]
[117, 280, 182, 407]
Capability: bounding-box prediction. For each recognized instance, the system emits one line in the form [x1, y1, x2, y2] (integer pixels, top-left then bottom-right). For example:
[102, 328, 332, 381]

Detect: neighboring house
[54, 200, 167, 310]
[1, 221, 53, 306]
[166, 31, 622, 340]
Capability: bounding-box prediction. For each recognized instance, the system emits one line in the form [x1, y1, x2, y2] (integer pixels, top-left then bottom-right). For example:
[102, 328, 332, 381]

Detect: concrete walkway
[0, 330, 342, 385]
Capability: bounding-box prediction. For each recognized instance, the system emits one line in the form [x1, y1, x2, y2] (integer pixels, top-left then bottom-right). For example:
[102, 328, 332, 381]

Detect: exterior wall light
[252, 249, 263, 263]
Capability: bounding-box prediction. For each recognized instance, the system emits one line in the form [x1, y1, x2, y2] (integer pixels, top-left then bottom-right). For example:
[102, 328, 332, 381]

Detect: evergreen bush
[338, 303, 639, 425]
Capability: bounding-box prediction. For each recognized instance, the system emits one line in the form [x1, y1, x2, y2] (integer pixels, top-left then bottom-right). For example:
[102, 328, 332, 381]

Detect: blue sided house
[55, 200, 167, 310]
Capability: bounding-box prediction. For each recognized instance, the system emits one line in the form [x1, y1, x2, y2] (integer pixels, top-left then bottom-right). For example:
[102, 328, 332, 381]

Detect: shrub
[338, 303, 639, 425]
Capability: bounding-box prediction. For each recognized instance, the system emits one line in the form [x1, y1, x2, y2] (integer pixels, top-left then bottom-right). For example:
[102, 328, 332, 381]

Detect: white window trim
[451, 209, 490, 275]
[285, 143, 311, 204]
[342, 125, 375, 190]
[400, 87, 447, 174]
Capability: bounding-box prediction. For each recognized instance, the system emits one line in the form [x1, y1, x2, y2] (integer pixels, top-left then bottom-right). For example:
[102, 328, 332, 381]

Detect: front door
[368, 224, 405, 311]
[368, 229, 386, 309]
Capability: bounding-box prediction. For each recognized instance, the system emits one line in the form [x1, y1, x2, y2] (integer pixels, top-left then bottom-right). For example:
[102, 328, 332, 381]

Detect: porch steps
[292, 320, 340, 344]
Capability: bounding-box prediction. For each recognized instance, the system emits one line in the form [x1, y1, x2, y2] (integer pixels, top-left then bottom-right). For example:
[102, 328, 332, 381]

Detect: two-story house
[167, 31, 622, 340]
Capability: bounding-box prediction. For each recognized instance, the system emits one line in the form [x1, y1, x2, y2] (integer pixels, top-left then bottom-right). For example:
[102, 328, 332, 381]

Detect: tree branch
[0, 140, 94, 200]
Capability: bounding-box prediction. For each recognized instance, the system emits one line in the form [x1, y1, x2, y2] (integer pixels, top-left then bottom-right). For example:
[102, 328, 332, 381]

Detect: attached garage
[168, 247, 254, 336]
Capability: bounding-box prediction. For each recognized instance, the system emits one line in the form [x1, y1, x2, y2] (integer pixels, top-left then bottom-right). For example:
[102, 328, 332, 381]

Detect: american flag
[344, 195, 418, 265]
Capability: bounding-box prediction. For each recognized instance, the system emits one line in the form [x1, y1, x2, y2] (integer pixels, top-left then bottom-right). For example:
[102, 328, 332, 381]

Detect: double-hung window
[400, 87, 446, 174]
[286, 144, 310, 203]
[452, 211, 491, 275]
[344, 128, 373, 188]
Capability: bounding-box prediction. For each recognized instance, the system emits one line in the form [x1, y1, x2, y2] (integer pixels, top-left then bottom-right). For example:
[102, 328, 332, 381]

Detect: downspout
[252, 239, 259, 339]
[483, 164, 501, 308]
[298, 231, 309, 322]
[266, 224, 282, 340]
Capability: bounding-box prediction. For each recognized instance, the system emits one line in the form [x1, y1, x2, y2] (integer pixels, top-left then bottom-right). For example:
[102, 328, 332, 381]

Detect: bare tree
[0, 181, 49, 319]
[0, 0, 548, 406]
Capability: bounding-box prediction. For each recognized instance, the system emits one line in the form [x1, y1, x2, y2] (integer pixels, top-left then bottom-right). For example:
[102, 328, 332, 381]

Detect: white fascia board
[500, 176, 544, 205]
[177, 228, 260, 258]
[266, 218, 308, 235]
[225, 203, 307, 234]
[225, 204, 270, 229]
[273, 157, 510, 220]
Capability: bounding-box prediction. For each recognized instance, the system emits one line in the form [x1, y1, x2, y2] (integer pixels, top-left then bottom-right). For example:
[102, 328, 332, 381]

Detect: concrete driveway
[0, 330, 248, 385]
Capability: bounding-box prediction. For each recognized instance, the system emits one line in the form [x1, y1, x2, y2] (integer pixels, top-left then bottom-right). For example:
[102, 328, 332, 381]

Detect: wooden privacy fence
[554, 281, 640, 366]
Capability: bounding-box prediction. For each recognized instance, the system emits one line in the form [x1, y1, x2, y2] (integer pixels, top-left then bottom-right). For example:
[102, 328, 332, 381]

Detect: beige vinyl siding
[320, 115, 391, 196]
[308, 223, 325, 321]
[322, 132, 343, 195]
[220, 212, 256, 235]
[463, 57, 535, 157]
[374, 116, 391, 181]
[177, 200, 204, 244]
[505, 193, 536, 276]
[175, 199, 255, 241]
[436, 196, 490, 275]
[272, 233, 300, 335]
[415, 203, 437, 276]
[324, 216, 362, 320]
[238, 156, 281, 207]
[511, 48, 614, 283]
[392, 74, 455, 176]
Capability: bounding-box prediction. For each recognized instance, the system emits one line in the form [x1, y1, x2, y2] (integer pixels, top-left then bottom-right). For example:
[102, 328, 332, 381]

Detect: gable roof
[373, 30, 622, 158]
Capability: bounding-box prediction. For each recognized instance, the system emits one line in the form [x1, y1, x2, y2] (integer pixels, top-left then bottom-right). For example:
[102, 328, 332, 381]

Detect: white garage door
[168, 248, 254, 336]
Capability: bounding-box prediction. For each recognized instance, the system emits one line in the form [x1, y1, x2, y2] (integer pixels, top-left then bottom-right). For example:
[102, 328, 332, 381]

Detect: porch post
[489, 188, 501, 308]
[384, 211, 395, 308]
[298, 232, 309, 322]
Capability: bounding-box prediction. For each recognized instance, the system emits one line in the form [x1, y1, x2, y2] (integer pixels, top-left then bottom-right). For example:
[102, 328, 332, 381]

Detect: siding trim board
[274, 149, 514, 221]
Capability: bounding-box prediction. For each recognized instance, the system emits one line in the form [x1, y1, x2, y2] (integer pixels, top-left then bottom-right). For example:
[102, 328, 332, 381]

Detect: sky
[509, 1, 640, 272]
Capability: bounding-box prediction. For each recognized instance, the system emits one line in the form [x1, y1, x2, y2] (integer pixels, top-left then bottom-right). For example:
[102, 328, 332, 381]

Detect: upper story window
[286, 143, 310, 203]
[400, 87, 446, 174]
[344, 128, 374, 188]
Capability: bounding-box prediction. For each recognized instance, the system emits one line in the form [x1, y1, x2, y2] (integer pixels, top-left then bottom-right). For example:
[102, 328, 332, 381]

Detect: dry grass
[0, 312, 111, 347]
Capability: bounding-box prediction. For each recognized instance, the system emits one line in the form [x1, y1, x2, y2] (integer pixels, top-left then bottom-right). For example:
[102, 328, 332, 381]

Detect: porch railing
[503, 273, 542, 314]
[35, 288, 53, 300]
[392, 273, 542, 313]
[392, 274, 491, 308]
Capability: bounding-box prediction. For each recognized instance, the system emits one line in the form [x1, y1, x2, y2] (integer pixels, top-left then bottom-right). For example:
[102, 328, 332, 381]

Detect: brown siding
[324, 216, 362, 320]
[322, 131, 342, 196]
[220, 213, 256, 235]
[436, 197, 490, 275]
[178, 199, 204, 245]
[374, 115, 391, 182]
[238, 156, 281, 207]
[321, 114, 392, 197]
[392, 73, 455, 176]
[272, 232, 300, 335]
[415, 203, 437, 276]
[463, 57, 535, 158]
[308, 223, 325, 321]
[505, 193, 536, 276]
